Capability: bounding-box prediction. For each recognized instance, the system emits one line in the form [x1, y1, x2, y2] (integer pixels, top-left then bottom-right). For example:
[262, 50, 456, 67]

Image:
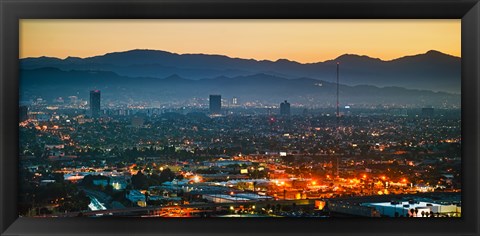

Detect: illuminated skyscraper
[280, 100, 291, 116]
[90, 90, 101, 118]
[209, 95, 221, 114]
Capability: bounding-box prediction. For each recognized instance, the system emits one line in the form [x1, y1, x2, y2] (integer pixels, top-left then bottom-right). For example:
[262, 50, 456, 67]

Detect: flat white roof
[204, 194, 250, 201]
[362, 201, 442, 209]
[234, 193, 273, 199]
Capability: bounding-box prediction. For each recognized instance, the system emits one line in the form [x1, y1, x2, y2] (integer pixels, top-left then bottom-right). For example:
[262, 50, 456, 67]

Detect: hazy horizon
[20, 48, 461, 63]
[20, 19, 460, 63]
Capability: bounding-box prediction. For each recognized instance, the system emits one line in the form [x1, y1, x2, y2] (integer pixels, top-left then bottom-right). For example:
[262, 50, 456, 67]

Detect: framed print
[1, 0, 479, 235]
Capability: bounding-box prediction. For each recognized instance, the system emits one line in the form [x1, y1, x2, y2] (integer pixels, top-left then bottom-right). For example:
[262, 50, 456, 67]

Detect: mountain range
[19, 66, 459, 108]
[20, 49, 461, 94]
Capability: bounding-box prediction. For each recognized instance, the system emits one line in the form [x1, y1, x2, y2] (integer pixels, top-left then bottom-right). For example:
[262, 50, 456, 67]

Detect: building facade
[209, 95, 222, 114]
[90, 90, 101, 118]
[280, 100, 291, 116]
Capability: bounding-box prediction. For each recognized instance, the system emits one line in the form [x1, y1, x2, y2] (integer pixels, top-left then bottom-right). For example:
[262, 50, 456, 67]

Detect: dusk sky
[20, 19, 460, 63]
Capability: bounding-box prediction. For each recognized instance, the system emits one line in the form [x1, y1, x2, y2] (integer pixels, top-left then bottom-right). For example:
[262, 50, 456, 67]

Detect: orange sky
[19, 19, 460, 63]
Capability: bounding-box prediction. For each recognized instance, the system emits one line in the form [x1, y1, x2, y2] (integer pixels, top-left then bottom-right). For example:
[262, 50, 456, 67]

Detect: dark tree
[131, 171, 149, 190]
[159, 168, 176, 183]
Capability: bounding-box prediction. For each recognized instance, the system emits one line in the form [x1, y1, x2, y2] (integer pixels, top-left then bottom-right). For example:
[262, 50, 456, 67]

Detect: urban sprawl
[19, 91, 461, 218]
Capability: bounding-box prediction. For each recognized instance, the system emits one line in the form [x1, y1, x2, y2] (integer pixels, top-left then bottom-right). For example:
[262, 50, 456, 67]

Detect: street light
[193, 175, 201, 183]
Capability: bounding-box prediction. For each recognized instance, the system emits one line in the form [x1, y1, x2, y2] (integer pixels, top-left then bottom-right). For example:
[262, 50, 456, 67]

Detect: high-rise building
[90, 90, 101, 118]
[68, 96, 78, 105]
[280, 100, 291, 116]
[232, 97, 238, 105]
[209, 95, 221, 114]
[19, 105, 28, 122]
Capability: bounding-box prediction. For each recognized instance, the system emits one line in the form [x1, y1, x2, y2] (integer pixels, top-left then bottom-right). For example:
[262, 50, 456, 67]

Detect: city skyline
[18, 19, 462, 218]
[20, 19, 460, 63]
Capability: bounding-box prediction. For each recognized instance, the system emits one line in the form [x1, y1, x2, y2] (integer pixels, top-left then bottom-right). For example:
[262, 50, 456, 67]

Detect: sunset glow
[20, 19, 460, 62]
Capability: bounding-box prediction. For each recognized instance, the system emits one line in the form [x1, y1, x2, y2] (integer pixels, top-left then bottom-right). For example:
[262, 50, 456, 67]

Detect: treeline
[130, 168, 178, 190]
[18, 168, 90, 216]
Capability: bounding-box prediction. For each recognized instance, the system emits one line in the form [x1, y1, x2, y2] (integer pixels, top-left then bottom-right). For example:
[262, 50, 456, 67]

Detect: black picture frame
[1, 0, 479, 235]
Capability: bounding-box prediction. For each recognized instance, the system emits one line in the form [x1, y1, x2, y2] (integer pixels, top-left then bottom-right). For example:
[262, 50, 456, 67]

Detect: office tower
[280, 100, 291, 116]
[90, 90, 101, 118]
[68, 96, 78, 105]
[232, 97, 238, 105]
[19, 105, 28, 122]
[209, 95, 221, 114]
